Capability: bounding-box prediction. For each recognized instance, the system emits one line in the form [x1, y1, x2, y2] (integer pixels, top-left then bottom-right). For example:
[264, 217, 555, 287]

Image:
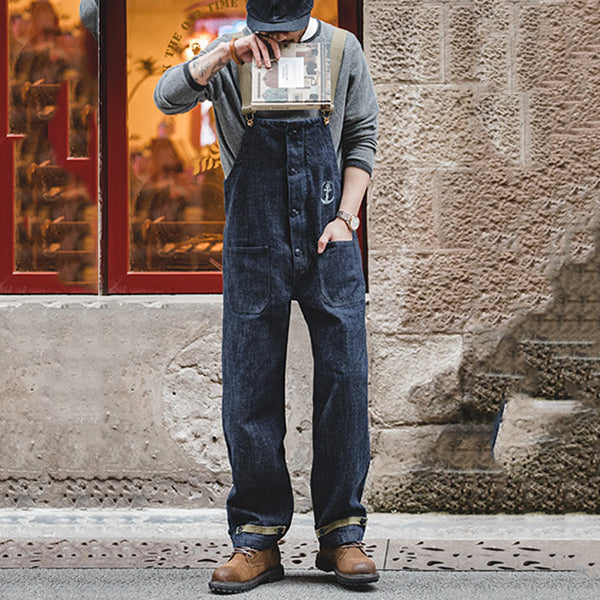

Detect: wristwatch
[336, 209, 360, 232]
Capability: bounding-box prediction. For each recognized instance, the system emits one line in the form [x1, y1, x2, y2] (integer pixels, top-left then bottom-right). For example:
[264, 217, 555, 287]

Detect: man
[155, 0, 378, 593]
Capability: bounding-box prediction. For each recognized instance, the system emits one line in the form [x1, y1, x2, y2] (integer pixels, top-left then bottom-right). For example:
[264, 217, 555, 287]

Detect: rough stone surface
[365, 0, 600, 513]
[447, 2, 511, 89]
[0, 299, 314, 509]
[366, 1, 443, 83]
[369, 334, 463, 426]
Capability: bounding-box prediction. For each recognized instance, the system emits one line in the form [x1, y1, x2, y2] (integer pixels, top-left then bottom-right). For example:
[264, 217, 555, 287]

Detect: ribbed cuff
[343, 158, 373, 176]
[183, 61, 205, 92]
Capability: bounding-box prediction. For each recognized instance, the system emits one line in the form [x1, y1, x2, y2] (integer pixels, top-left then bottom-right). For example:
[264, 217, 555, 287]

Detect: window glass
[126, 0, 338, 273]
[8, 0, 98, 290]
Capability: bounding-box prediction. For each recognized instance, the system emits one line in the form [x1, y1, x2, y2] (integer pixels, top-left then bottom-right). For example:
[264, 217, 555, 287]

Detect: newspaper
[251, 43, 331, 111]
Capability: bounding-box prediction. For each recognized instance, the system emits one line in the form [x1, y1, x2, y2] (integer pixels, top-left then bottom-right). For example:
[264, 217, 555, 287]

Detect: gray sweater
[154, 20, 378, 178]
[79, 0, 98, 39]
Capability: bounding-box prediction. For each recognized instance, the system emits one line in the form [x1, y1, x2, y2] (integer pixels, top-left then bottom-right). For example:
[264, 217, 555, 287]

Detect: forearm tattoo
[189, 51, 229, 86]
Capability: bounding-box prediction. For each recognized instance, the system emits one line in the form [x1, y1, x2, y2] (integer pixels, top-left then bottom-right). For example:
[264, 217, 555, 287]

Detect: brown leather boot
[209, 544, 284, 594]
[316, 541, 379, 586]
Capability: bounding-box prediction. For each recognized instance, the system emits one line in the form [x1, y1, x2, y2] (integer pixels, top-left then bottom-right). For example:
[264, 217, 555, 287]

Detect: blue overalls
[221, 116, 370, 550]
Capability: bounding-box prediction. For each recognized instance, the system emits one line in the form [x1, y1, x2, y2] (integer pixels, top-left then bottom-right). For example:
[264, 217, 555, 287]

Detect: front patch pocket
[318, 240, 365, 307]
[223, 246, 271, 315]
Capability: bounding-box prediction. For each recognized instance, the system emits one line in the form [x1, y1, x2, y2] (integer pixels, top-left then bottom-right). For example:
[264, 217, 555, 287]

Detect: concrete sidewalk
[1, 569, 598, 600]
[0, 509, 599, 575]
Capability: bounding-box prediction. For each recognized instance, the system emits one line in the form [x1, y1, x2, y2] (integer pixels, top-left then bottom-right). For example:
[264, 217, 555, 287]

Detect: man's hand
[188, 34, 281, 87]
[316, 167, 371, 254]
[233, 34, 281, 68]
[317, 218, 352, 254]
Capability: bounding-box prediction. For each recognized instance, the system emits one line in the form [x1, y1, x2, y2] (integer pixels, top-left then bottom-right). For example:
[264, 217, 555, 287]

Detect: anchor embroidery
[320, 181, 335, 205]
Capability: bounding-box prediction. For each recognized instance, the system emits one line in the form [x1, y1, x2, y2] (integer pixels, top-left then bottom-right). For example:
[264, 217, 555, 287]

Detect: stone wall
[365, 0, 600, 511]
[0, 298, 316, 510]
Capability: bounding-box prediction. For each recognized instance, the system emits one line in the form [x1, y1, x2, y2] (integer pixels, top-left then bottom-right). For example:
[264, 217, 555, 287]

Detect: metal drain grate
[1, 538, 597, 574]
[0, 538, 386, 570]
[385, 540, 599, 574]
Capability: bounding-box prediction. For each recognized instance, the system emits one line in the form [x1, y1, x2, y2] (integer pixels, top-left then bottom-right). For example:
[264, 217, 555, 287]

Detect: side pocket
[223, 246, 271, 315]
[318, 240, 365, 307]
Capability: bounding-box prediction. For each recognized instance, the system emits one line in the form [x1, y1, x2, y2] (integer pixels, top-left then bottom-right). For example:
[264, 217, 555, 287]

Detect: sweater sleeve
[340, 33, 378, 176]
[153, 35, 233, 115]
[79, 0, 99, 39]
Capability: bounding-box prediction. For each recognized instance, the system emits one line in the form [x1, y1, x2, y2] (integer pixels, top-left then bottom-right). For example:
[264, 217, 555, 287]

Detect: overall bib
[222, 116, 370, 550]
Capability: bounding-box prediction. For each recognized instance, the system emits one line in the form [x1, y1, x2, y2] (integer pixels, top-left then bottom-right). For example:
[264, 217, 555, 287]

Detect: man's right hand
[188, 33, 281, 88]
[232, 34, 281, 68]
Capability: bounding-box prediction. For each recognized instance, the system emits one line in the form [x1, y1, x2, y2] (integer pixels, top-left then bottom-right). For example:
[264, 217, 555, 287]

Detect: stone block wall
[365, 0, 600, 512]
[0, 298, 317, 510]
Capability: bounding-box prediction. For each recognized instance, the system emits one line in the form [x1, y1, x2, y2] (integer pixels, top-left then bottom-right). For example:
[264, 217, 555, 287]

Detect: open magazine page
[251, 43, 331, 110]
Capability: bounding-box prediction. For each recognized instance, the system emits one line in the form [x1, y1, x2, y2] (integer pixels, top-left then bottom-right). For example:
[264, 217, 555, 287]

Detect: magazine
[251, 43, 331, 111]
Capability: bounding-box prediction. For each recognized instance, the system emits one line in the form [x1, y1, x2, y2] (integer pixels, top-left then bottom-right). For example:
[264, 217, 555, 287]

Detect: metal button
[289, 167, 298, 175]
[290, 128, 298, 135]
[290, 208, 299, 217]
[294, 248, 302, 257]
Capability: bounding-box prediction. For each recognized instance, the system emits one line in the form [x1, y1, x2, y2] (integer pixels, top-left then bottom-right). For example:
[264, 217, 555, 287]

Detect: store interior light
[183, 30, 215, 60]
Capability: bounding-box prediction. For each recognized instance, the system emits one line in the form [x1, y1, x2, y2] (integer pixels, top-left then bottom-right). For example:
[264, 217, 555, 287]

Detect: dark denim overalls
[222, 116, 370, 549]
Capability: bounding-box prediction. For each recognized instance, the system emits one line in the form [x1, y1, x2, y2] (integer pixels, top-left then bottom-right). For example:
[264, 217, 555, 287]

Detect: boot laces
[340, 541, 367, 555]
[231, 546, 259, 558]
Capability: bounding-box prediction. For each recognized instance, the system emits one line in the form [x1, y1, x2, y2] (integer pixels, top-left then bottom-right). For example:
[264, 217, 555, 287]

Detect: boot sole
[209, 564, 284, 594]
[316, 554, 380, 586]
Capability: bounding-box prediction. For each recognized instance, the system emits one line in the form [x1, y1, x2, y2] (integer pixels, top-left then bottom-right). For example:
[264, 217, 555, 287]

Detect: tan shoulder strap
[228, 32, 253, 116]
[329, 26, 347, 111]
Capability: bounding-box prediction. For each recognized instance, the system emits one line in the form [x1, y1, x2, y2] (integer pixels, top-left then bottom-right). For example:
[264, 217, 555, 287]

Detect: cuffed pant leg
[222, 299, 294, 548]
[299, 299, 370, 542]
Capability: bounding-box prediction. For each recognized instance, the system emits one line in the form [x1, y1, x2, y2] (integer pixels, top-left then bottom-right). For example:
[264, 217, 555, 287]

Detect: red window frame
[0, 1, 366, 294]
[0, 1, 98, 294]
[103, 0, 366, 294]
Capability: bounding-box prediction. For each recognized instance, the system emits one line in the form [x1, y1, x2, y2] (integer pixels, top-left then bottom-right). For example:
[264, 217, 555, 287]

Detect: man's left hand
[317, 218, 352, 254]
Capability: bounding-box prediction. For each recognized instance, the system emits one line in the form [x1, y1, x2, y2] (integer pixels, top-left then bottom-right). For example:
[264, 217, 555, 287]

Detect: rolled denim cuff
[230, 523, 287, 550]
[316, 516, 367, 548]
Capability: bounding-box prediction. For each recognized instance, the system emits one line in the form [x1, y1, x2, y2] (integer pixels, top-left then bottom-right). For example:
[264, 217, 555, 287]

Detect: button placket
[286, 124, 308, 272]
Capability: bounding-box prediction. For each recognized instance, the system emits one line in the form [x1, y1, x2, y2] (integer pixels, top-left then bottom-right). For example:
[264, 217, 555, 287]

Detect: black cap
[246, 0, 313, 32]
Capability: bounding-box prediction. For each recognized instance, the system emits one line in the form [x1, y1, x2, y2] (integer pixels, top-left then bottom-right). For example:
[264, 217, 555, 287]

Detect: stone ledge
[2, 509, 600, 540]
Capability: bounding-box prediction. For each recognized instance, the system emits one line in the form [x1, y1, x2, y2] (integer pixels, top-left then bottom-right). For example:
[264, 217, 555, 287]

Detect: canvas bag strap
[232, 31, 254, 119]
[328, 26, 347, 113]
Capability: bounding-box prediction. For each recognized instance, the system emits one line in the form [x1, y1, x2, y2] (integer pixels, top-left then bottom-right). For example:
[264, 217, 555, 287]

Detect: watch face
[350, 215, 360, 230]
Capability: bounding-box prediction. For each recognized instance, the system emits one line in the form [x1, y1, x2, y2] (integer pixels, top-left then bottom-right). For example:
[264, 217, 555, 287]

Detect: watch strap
[336, 209, 359, 231]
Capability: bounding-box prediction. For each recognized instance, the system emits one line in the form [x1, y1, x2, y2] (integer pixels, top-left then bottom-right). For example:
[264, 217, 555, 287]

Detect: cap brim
[247, 11, 311, 33]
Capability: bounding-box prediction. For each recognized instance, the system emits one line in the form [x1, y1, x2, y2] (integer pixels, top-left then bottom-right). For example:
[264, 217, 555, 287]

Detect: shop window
[1, 0, 362, 294]
[1, 0, 98, 292]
